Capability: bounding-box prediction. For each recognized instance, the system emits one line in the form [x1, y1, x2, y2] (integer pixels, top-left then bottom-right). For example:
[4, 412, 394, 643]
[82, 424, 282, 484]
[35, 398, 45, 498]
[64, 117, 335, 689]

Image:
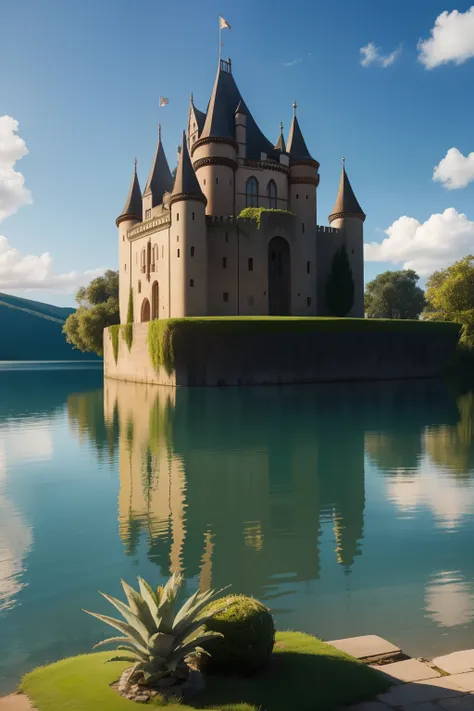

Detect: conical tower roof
[287, 102, 314, 162]
[275, 122, 286, 152]
[116, 159, 142, 226]
[329, 159, 365, 223]
[188, 94, 206, 136]
[143, 125, 173, 208]
[198, 59, 279, 160]
[170, 131, 206, 205]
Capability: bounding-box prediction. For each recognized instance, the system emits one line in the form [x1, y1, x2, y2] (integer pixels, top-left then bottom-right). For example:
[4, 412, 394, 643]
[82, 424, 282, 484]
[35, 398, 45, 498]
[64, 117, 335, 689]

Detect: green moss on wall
[109, 325, 120, 364]
[148, 319, 176, 375]
[238, 207, 295, 228]
[121, 324, 133, 351]
[126, 287, 133, 324]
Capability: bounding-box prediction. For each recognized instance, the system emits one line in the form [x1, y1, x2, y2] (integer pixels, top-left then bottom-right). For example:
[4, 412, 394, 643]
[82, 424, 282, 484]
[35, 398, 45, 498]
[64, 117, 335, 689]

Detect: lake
[1, 363, 474, 693]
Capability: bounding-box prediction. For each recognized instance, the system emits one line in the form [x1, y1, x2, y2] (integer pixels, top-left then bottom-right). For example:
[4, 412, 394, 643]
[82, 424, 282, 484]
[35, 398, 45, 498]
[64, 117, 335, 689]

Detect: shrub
[238, 207, 295, 228]
[200, 594, 275, 675]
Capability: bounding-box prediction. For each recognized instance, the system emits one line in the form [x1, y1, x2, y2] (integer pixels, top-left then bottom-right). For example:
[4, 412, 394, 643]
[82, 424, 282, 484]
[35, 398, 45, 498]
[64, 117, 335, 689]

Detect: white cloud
[0, 116, 32, 222]
[0, 235, 105, 292]
[425, 571, 474, 627]
[283, 57, 303, 67]
[0, 116, 104, 294]
[360, 42, 402, 67]
[418, 6, 474, 69]
[364, 207, 474, 275]
[433, 147, 474, 190]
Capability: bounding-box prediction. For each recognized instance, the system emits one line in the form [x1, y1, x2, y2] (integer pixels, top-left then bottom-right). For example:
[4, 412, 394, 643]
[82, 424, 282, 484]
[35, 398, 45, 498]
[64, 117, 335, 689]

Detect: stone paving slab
[433, 651, 474, 676]
[0, 695, 36, 711]
[443, 673, 474, 692]
[328, 635, 401, 660]
[400, 703, 447, 711]
[371, 659, 441, 684]
[438, 696, 474, 709]
[377, 676, 466, 706]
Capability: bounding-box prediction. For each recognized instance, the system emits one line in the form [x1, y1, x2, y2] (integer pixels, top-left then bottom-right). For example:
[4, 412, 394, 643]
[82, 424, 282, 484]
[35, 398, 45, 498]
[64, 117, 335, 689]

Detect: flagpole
[218, 17, 222, 63]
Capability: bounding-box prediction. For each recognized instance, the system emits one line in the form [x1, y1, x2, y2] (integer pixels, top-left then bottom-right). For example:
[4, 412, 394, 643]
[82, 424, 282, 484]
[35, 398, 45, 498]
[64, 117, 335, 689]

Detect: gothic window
[145, 209, 151, 219]
[141, 248, 146, 273]
[267, 180, 277, 209]
[245, 176, 258, 208]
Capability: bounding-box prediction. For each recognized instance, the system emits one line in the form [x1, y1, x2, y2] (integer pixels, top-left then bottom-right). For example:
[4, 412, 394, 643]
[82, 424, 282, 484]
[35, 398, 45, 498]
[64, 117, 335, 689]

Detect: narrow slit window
[307, 297, 312, 307]
[222, 257, 227, 269]
[248, 257, 253, 272]
[177, 249, 180, 258]
[307, 261, 310, 274]
[190, 279, 194, 287]
[190, 246, 195, 257]
[223, 292, 229, 302]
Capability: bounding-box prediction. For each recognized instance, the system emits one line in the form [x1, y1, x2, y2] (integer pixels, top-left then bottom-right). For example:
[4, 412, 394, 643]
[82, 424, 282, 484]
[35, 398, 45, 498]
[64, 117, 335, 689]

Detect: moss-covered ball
[200, 594, 275, 675]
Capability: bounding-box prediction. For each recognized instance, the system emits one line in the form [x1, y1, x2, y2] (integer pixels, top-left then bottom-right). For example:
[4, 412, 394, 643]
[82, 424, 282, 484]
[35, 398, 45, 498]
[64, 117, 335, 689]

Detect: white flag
[159, 96, 169, 107]
[219, 16, 231, 30]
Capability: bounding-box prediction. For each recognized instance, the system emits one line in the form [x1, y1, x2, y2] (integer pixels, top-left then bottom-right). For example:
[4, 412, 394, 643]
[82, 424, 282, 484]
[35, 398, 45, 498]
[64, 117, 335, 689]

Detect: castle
[116, 56, 366, 324]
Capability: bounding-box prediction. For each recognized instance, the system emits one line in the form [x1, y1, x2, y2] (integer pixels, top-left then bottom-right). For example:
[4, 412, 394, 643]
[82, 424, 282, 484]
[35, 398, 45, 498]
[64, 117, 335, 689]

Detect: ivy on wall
[109, 325, 120, 364]
[238, 207, 295, 228]
[148, 319, 176, 375]
[121, 287, 134, 351]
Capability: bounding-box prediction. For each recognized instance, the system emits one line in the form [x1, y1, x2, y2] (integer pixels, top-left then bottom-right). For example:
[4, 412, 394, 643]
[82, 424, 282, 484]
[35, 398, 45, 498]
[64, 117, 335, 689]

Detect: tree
[63, 270, 119, 356]
[424, 255, 474, 347]
[364, 269, 425, 319]
[326, 246, 354, 316]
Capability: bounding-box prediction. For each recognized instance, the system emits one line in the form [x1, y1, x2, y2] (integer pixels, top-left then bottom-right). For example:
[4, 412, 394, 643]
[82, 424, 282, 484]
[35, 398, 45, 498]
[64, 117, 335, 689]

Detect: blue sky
[1, 0, 474, 306]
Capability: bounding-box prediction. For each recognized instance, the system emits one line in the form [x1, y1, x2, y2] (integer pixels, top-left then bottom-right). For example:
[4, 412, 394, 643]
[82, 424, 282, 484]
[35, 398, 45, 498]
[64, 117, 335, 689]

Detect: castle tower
[287, 101, 320, 227]
[191, 58, 238, 216]
[328, 159, 365, 318]
[169, 132, 208, 317]
[142, 125, 173, 219]
[116, 159, 142, 323]
[287, 103, 320, 315]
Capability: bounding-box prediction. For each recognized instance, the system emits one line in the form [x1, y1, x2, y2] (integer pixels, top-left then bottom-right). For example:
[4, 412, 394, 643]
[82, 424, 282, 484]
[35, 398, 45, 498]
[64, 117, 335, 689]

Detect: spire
[143, 124, 173, 207]
[170, 131, 206, 205]
[188, 94, 206, 137]
[116, 159, 142, 226]
[287, 102, 314, 161]
[275, 121, 286, 152]
[329, 158, 366, 223]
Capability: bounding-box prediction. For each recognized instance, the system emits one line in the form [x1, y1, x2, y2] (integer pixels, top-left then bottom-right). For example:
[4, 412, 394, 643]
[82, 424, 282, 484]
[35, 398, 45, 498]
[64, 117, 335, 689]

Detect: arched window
[267, 180, 277, 209]
[245, 176, 258, 208]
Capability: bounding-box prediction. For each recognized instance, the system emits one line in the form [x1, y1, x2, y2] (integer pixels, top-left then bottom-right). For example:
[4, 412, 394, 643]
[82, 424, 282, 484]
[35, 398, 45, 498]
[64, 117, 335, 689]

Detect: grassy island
[21, 632, 389, 711]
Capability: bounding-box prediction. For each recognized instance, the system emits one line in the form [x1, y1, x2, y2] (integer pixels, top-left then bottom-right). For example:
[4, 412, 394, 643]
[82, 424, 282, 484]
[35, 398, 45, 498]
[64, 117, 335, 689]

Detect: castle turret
[187, 94, 206, 153]
[287, 101, 320, 228]
[274, 122, 286, 153]
[116, 159, 141, 323]
[169, 132, 208, 317]
[142, 125, 173, 219]
[328, 159, 365, 318]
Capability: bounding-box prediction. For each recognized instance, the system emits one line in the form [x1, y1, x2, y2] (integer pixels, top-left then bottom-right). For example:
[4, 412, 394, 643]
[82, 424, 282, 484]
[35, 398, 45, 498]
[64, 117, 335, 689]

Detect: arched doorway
[140, 297, 151, 322]
[268, 237, 291, 315]
[151, 281, 159, 320]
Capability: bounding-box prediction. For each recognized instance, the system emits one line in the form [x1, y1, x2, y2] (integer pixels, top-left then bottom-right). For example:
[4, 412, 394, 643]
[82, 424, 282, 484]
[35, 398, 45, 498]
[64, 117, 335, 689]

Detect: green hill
[0, 292, 100, 361]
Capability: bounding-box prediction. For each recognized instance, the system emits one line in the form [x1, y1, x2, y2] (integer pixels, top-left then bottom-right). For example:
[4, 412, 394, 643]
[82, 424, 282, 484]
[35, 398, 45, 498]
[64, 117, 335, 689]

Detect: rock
[134, 694, 149, 703]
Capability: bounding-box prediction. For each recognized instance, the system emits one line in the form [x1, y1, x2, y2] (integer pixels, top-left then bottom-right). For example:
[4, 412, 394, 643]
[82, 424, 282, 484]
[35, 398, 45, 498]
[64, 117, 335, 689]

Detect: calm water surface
[1, 364, 474, 692]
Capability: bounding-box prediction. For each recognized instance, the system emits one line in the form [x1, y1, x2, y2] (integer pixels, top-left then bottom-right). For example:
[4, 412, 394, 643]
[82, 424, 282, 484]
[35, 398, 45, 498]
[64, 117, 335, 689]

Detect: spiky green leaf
[99, 592, 149, 644]
[93, 636, 130, 649]
[138, 577, 161, 628]
[121, 580, 157, 635]
[83, 610, 149, 655]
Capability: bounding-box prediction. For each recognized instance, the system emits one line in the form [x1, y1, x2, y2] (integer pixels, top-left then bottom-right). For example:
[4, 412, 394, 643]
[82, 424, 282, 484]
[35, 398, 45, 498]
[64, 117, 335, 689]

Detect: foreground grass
[21, 632, 390, 711]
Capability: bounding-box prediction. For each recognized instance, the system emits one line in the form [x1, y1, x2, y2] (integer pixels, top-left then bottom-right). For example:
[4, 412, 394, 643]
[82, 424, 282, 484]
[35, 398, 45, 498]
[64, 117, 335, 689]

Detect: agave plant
[84, 573, 228, 687]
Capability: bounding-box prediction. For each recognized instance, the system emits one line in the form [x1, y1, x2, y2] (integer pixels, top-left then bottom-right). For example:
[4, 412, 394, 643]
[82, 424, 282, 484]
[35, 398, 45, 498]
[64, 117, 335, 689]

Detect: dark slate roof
[329, 162, 365, 221]
[116, 162, 142, 225]
[171, 131, 206, 201]
[200, 63, 280, 160]
[275, 123, 286, 152]
[189, 96, 206, 136]
[287, 115, 314, 161]
[143, 128, 173, 207]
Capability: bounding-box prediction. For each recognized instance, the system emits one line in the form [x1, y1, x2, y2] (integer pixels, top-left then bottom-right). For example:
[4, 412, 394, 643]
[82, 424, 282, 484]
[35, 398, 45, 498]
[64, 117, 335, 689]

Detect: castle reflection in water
[65, 378, 467, 602]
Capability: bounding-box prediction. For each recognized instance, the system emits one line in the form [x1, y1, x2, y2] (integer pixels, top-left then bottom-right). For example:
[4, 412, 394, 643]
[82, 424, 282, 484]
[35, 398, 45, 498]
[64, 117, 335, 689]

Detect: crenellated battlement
[316, 225, 340, 234]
